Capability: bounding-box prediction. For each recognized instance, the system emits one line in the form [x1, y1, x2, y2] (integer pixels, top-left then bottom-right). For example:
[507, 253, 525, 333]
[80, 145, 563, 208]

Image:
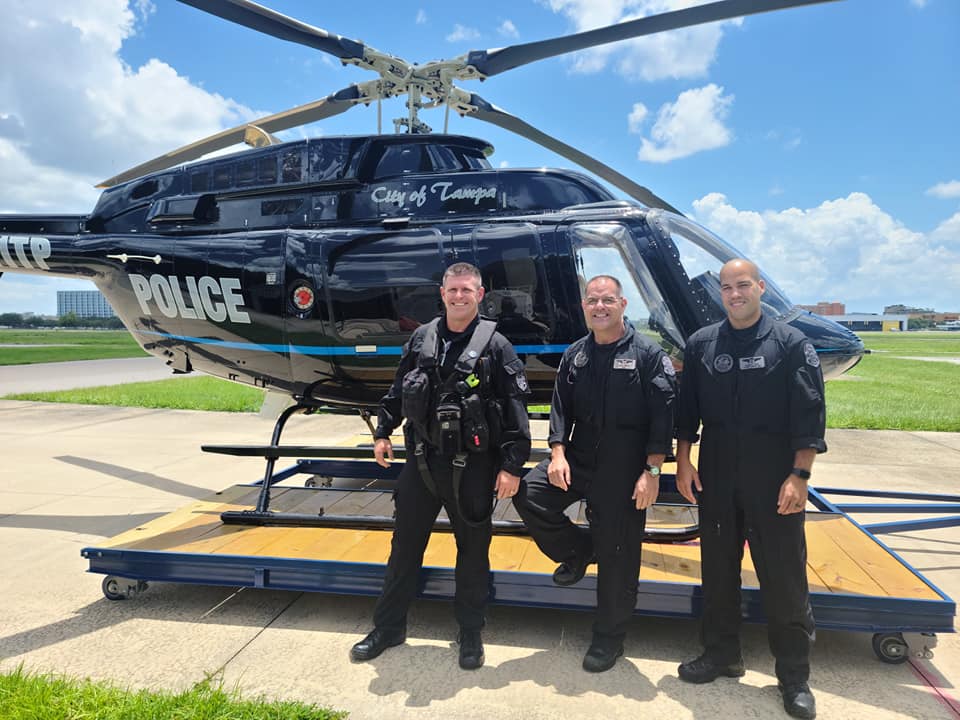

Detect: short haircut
[443, 262, 482, 287]
[585, 275, 623, 295]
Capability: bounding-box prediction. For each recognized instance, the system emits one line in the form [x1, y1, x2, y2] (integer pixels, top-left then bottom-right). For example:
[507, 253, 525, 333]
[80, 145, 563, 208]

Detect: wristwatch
[791, 467, 811, 480]
[645, 464, 661, 477]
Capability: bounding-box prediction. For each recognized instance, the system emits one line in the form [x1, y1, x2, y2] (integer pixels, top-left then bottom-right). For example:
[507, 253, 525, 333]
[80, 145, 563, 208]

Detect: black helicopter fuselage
[0, 134, 864, 407]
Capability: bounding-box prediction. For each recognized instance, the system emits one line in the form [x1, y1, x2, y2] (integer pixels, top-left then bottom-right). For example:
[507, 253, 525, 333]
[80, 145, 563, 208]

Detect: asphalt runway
[1, 397, 959, 719]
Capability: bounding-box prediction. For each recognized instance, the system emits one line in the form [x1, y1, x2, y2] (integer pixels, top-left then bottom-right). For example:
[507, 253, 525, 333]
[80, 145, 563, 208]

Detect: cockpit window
[569, 222, 685, 357]
[655, 212, 794, 321]
[374, 145, 428, 179]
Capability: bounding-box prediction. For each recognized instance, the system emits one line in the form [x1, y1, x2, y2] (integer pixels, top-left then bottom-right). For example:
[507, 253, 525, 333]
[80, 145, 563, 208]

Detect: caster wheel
[101, 576, 148, 601]
[873, 632, 909, 664]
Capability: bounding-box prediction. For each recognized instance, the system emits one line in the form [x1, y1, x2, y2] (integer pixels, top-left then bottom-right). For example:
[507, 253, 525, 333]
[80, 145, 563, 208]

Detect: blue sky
[1, 0, 958, 315]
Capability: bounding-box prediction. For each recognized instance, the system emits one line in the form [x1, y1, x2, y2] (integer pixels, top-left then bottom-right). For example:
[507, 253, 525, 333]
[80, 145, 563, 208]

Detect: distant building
[833, 313, 908, 332]
[882, 305, 958, 324]
[57, 290, 116, 318]
[799, 301, 846, 316]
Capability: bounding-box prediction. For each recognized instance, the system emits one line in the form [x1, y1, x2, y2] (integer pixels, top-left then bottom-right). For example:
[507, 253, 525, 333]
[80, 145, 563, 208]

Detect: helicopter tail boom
[0, 215, 92, 279]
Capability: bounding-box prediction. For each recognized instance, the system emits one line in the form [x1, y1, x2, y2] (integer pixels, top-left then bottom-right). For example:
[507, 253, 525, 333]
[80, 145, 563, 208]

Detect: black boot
[582, 641, 623, 673]
[552, 553, 596, 586]
[677, 653, 745, 683]
[350, 627, 406, 662]
[779, 682, 816, 719]
[458, 629, 485, 670]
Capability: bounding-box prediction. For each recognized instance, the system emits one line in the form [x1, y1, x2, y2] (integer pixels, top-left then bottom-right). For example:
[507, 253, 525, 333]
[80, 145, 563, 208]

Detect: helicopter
[0, 0, 864, 416]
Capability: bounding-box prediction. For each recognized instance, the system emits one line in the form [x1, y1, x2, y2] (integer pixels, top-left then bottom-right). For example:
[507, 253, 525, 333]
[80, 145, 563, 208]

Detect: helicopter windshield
[655, 211, 795, 322]
[569, 222, 685, 358]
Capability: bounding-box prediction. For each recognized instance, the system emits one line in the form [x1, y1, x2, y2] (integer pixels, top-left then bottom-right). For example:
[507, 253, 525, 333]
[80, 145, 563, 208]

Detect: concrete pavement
[0, 357, 187, 395]
[1, 400, 959, 719]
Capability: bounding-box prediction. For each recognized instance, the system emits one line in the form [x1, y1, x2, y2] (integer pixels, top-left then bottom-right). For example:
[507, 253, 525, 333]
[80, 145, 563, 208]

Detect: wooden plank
[809, 515, 940, 600]
[99, 486, 260, 548]
[335, 530, 394, 563]
[805, 517, 887, 596]
[639, 543, 670, 582]
[658, 542, 703, 584]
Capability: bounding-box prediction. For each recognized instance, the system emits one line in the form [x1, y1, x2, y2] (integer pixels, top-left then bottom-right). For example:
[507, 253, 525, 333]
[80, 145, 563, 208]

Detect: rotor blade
[97, 86, 363, 188]
[466, 94, 682, 215]
[178, 0, 365, 61]
[467, 0, 838, 78]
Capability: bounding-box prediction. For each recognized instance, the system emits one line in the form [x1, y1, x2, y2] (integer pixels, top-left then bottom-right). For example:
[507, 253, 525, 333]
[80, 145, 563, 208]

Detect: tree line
[0, 312, 125, 329]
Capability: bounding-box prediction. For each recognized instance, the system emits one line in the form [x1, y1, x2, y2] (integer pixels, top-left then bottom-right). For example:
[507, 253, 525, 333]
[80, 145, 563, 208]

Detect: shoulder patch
[803, 343, 820, 368]
[573, 350, 589, 368]
[661, 355, 676, 376]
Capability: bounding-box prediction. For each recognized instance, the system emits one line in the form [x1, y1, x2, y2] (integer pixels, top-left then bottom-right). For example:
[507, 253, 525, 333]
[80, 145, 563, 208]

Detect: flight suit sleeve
[492, 338, 532, 476]
[547, 350, 575, 446]
[643, 346, 676, 456]
[676, 338, 702, 443]
[374, 336, 418, 440]
[788, 338, 827, 453]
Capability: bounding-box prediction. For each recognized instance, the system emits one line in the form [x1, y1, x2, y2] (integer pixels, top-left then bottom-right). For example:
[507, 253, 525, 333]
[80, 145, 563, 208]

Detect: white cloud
[416, 9, 427, 24]
[635, 84, 733, 162]
[627, 102, 648, 133]
[691, 192, 960, 310]
[499, 20, 519, 38]
[499, 160, 511, 168]
[543, 0, 741, 81]
[926, 180, 960, 199]
[0, 1, 263, 314]
[446, 24, 480, 43]
[910, 0, 928, 8]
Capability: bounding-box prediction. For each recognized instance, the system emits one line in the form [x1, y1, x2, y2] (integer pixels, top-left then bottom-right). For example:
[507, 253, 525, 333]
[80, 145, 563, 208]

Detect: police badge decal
[714, 353, 734, 373]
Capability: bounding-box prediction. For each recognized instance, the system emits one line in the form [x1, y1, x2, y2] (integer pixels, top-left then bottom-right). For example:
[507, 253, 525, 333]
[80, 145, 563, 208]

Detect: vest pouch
[401, 367, 432, 432]
[461, 393, 490, 453]
[435, 401, 463, 456]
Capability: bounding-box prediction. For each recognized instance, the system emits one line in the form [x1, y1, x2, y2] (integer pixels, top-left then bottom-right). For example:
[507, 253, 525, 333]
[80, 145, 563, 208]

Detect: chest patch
[739, 355, 766, 370]
[613, 357, 636, 370]
[573, 350, 589, 368]
[804, 343, 820, 368]
[714, 353, 734, 373]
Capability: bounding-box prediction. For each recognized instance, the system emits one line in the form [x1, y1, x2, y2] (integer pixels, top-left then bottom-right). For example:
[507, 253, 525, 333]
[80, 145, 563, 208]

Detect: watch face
[647, 465, 661, 477]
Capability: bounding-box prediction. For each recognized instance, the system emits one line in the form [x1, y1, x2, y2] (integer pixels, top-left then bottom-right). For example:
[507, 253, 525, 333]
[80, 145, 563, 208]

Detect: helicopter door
[323, 228, 445, 383]
[567, 221, 685, 359]
[113, 235, 183, 369]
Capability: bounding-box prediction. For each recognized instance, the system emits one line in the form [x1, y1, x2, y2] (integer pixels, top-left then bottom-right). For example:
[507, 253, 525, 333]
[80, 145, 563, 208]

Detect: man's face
[440, 273, 484, 325]
[582, 278, 626, 334]
[719, 266, 765, 327]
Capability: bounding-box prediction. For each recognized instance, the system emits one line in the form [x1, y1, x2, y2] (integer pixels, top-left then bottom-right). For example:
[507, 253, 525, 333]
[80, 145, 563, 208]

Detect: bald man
[675, 259, 826, 720]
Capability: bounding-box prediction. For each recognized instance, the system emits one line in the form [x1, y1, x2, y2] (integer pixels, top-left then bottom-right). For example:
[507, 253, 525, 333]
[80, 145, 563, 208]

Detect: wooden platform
[95, 484, 940, 601]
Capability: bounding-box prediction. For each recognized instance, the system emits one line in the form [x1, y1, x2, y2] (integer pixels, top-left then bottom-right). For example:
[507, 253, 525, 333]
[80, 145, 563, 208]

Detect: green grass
[0, 667, 344, 720]
[0, 329, 147, 365]
[826, 354, 960, 431]
[4, 376, 266, 412]
[857, 330, 960, 355]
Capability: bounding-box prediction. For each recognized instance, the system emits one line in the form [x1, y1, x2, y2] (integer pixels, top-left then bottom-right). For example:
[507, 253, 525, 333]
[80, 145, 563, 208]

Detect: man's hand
[777, 473, 808, 515]
[495, 470, 521, 500]
[632, 471, 660, 510]
[374, 438, 394, 468]
[676, 462, 702, 505]
[547, 454, 571, 491]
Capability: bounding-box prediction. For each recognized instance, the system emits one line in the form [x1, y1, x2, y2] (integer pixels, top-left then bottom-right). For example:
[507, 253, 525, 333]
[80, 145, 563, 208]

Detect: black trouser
[513, 458, 646, 648]
[699, 496, 815, 684]
[373, 450, 495, 633]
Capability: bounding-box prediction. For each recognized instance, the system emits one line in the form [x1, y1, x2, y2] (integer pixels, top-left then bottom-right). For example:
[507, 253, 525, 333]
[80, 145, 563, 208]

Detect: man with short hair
[351, 262, 531, 669]
[513, 274, 676, 672]
[675, 258, 826, 719]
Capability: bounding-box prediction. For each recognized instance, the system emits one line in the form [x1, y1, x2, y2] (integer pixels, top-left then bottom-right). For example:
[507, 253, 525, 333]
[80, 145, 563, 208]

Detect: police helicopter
[0, 0, 863, 422]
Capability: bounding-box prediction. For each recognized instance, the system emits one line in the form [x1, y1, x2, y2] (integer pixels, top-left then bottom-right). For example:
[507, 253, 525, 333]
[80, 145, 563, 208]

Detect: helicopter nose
[787, 310, 865, 380]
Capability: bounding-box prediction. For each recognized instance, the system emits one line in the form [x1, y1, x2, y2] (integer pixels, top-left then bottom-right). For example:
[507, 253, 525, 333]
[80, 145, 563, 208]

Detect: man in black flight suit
[675, 258, 826, 720]
[513, 274, 675, 672]
[351, 262, 531, 669]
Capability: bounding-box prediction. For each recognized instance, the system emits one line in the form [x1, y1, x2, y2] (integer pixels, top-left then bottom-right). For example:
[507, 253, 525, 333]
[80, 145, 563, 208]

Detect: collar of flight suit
[718, 310, 775, 344]
[585, 319, 637, 356]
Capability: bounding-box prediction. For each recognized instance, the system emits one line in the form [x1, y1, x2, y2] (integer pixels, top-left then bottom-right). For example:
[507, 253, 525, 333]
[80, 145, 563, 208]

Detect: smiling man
[675, 258, 827, 719]
[351, 262, 531, 670]
[512, 274, 676, 672]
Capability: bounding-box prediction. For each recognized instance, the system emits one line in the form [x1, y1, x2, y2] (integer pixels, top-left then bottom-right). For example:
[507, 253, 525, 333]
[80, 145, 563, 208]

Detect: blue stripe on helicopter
[135, 330, 568, 356]
[136, 330, 842, 356]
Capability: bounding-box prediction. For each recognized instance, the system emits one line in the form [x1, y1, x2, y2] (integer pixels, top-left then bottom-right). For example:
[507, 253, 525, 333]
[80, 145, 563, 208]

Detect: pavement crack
[209, 591, 305, 676]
